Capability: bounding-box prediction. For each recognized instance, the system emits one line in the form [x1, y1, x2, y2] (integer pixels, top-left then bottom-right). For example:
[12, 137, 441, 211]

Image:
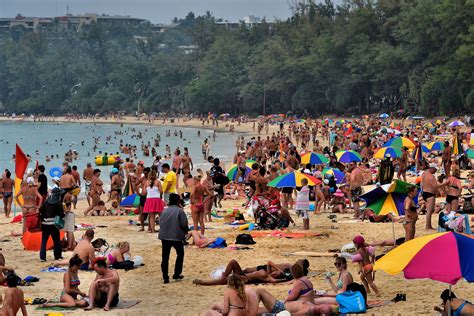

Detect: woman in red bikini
[190, 175, 212, 235]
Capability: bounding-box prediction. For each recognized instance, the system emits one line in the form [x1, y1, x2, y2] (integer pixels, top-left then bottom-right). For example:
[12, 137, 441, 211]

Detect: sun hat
[334, 189, 345, 197]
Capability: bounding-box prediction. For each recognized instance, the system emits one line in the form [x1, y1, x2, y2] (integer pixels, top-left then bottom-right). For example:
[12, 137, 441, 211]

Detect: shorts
[80, 262, 90, 271]
[422, 191, 435, 201]
[95, 292, 119, 308]
[351, 187, 362, 202]
[271, 300, 285, 314]
[297, 209, 309, 220]
[139, 195, 147, 207]
[3, 192, 12, 199]
[446, 195, 458, 203]
[85, 181, 91, 194]
[63, 212, 75, 233]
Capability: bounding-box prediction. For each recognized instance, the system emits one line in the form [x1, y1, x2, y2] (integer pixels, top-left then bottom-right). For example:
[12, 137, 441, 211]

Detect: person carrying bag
[39, 187, 65, 262]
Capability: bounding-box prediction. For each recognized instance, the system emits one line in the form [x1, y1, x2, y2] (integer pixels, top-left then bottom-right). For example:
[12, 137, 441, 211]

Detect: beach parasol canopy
[360, 180, 417, 216]
[268, 171, 322, 188]
[335, 150, 362, 163]
[322, 168, 346, 184]
[436, 119, 443, 125]
[373, 146, 402, 159]
[301, 152, 329, 165]
[384, 137, 416, 149]
[122, 174, 135, 197]
[120, 193, 140, 207]
[448, 121, 465, 127]
[379, 113, 389, 119]
[427, 141, 445, 151]
[227, 165, 252, 181]
[374, 232, 474, 285]
[466, 149, 474, 159]
[377, 128, 401, 136]
[453, 134, 463, 156]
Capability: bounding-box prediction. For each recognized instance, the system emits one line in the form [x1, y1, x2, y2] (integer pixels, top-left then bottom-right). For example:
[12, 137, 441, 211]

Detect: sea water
[0, 121, 240, 182]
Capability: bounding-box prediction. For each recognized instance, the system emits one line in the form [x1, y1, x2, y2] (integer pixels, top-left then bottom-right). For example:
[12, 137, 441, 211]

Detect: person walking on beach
[83, 163, 94, 206]
[39, 187, 64, 262]
[2, 171, 14, 218]
[172, 148, 182, 189]
[348, 162, 364, 219]
[37, 165, 48, 202]
[143, 170, 164, 233]
[296, 178, 310, 230]
[190, 175, 212, 235]
[71, 165, 81, 208]
[162, 164, 177, 204]
[16, 177, 43, 233]
[159, 194, 189, 284]
[84, 169, 104, 215]
[421, 164, 439, 230]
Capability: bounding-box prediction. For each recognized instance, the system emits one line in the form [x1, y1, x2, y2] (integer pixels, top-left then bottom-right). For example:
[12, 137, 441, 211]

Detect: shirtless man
[15, 177, 43, 233]
[82, 163, 94, 206]
[2, 171, 14, 218]
[172, 149, 182, 188]
[181, 148, 193, 179]
[190, 176, 212, 235]
[85, 259, 120, 311]
[348, 162, 364, 219]
[442, 141, 452, 177]
[2, 274, 27, 316]
[84, 169, 104, 215]
[397, 147, 409, 182]
[60, 166, 77, 195]
[71, 229, 95, 270]
[71, 166, 81, 209]
[421, 164, 440, 230]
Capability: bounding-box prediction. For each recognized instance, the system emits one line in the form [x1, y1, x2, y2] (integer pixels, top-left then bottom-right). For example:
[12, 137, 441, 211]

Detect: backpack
[235, 234, 256, 245]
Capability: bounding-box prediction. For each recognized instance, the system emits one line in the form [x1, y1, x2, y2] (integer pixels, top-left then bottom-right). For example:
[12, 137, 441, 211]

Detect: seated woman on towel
[106, 242, 135, 270]
[193, 259, 298, 286]
[314, 257, 353, 304]
[256, 262, 333, 315]
[434, 289, 474, 316]
[203, 274, 259, 316]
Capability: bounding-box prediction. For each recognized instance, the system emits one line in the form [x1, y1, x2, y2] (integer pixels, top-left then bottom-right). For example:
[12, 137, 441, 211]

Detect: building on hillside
[0, 14, 53, 31]
[215, 15, 273, 29]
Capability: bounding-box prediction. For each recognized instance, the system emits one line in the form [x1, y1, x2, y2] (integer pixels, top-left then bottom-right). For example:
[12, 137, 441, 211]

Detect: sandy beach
[1, 117, 472, 315]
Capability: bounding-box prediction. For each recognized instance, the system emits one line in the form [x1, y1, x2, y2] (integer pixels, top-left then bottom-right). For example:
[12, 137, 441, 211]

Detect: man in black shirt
[37, 165, 48, 201]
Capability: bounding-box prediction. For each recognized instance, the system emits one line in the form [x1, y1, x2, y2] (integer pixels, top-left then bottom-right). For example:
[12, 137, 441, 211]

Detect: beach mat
[287, 251, 338, 258]
[36, 299, 141, 311]
[251, 231, 327, 238]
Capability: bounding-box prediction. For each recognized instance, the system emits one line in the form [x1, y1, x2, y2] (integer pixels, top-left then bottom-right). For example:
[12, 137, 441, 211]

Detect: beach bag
[54, 215, 65, 230]
[235, 234, 256, 245]
[112, 260, 135, 271]
[336, 290, 366, 314]
[25, 212, 41, 233]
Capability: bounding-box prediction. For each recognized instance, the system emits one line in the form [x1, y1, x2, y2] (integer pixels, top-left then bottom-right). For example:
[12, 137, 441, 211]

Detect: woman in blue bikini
[434, 289, 474, 316]
[314, 256, 353, 305]
[42, 255, 88, 308]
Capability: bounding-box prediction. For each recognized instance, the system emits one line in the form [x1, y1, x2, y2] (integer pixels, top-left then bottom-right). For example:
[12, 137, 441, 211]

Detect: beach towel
[287, 251, 339, 258]
[41, 267, 67, 273]
[36, 299, 141, 311]
[250, 230, 327, 238]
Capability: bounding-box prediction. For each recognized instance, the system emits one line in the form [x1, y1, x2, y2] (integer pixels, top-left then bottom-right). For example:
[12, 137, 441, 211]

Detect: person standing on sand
[37, 165, 48, 202]
[348, 162, 364, 219]
[84, 169, 103, 215]
[16, 177, 43, 233]
[190, 175, 212, 235]
[2, 171, 14, 218]
[60, 166, 77, 197]
[172, 148, 183, 189]
[162, 164, 177, 204]
[421, 164, 440, 230]
[85, 258, 120, 312]
[181, 147, 193, 179]
[71, 165, 81, 209]
[159, 194, 189, 284]
[82, 163, 94, 206]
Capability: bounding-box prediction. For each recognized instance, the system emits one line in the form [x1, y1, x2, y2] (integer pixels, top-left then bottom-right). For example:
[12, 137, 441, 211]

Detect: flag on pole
[14, 144, 29, 206]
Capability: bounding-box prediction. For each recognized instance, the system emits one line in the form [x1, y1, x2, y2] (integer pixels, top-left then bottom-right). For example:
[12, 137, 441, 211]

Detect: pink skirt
[143, 197, 165, 214]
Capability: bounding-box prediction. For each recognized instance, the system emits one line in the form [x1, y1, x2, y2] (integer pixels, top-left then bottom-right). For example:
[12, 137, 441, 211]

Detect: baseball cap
[111, 168, 119, 174]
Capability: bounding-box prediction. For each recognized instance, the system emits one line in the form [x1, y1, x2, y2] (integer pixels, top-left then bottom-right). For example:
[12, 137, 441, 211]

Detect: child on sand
[109, 200, 125, 216]
[2, 274, 27, 315]
[353, 235, 380, 297]
[296, 178, 310, 230]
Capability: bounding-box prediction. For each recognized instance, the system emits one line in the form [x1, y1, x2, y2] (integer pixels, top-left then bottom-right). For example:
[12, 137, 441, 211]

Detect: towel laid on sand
[36, 299, 141, 311]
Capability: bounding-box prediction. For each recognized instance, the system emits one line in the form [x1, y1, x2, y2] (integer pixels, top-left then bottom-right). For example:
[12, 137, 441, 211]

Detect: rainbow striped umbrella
[374, 232, 474, 285]
[384, 137, 416, 149]
[268, 171, 322, 188]
[412, 144, 424, 161]
[120, 193, 140, 207]
[301, 152, 329, 165]
[466, 149, 474, 159]
[322, 168, 346, 184]
[227, 165, 252, 181]
[373, 146, 402, 159]
[360, 180, 416, 216]
[453, 134, 463, 156]
[335, 150, 362, 163]
[427, 141, 445, 151]
[448, 121, 465, 127]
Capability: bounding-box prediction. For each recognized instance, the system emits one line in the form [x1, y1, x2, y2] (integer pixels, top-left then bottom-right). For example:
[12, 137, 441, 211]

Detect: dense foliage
[0, 0, 473, 116]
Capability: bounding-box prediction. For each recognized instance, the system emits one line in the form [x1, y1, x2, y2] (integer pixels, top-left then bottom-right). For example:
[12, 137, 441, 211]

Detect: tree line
[0, 0, 472, 116]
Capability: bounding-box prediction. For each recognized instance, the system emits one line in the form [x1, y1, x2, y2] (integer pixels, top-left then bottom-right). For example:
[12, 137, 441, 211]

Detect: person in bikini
[84, 169, 104, 215]
[442, 168, 462, 213]
[403, 185, 419, 242]
[191, 175, 213, 235]
[109, 168, 124, 203]
[15, 177, 43, 233]
[434, 289, 474, 316]
[181, 147, 193, 179]
[353, 235, 380, 297]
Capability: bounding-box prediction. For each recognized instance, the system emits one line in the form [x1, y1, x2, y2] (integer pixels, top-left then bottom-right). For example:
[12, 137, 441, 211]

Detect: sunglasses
[334, 262, 343, 267]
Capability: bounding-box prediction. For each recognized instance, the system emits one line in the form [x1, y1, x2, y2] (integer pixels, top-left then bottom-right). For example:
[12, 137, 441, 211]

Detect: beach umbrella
[374, 232, 474, 285]
[470, 133, 474, 146]
[448, 121, 465, 127]
[360, 180, 416, 216]
[268, 171, 322, 188]
[427, 141, 445, 151]
[373, 146, 403, 159]
[300, 152, 329, 165]
[436, 119, 443, 125]
[466, 149, 474, 159]
[423, 122, 434, 128]
[122, 174, 135, 197]
[322, 168, 346, 184]
[383, 137, 416, 149]
[120, 193, 140, 207]
[379, 113, 389, 119]
[412, 144, 424, 161]
[335, 150, 362, 163]
[453, 134, 463, 156]
[377, 128, 401, 136]
[227, 165, 252, 181]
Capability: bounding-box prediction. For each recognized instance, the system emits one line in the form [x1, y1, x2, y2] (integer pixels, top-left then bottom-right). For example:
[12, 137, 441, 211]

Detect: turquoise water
[0, 121, 239, 180]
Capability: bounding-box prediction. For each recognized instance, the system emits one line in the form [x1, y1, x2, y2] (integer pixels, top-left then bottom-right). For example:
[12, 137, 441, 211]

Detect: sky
[0, 0, 299, 24]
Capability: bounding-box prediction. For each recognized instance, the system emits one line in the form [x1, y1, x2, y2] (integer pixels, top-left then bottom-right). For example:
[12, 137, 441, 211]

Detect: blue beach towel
[208, 237, 227, 249]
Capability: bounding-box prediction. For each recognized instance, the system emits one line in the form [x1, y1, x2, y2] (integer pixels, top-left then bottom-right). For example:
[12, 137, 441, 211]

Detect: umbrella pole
[391, 213, 396, 246]
[448, 285, 452, 316]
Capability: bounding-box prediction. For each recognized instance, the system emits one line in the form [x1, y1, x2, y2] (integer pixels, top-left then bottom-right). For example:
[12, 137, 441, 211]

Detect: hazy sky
[0, 0, 298, 23]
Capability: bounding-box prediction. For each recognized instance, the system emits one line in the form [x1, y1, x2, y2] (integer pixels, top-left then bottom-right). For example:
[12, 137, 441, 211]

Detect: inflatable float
[95, 154, 121, 166]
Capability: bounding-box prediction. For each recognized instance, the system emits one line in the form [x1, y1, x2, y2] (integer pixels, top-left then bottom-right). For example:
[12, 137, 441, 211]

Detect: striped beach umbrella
[301, 152, 329, 165]
[379, 113, 389, 119]
[412, 144, 424, 161]
[227, 164, 252, 181]
[120, 193, 140, 207]
[122, 174, 135, 197]
[453, 134, 463, 156]
[360, 180, 417, 216]
[448, 121, 465, 128]
[268, 171, 322, 188]
[427, 141, 445, 151]
[384, 137, 416, 149]
[322, 168, 346, 184]
[335, 150, 362, 163]
[375, 232, 474, 285]
[373, 146, 402, 159]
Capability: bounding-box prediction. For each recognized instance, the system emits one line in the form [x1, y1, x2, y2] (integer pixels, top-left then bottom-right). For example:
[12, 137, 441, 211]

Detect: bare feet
[103, 305, 110, 311]
[192, 279, 203, 285]
[84, 305, 94, 311]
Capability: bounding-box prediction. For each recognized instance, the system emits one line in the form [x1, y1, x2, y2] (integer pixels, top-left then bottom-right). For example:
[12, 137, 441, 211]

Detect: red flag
[15, 144, 28, 178]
